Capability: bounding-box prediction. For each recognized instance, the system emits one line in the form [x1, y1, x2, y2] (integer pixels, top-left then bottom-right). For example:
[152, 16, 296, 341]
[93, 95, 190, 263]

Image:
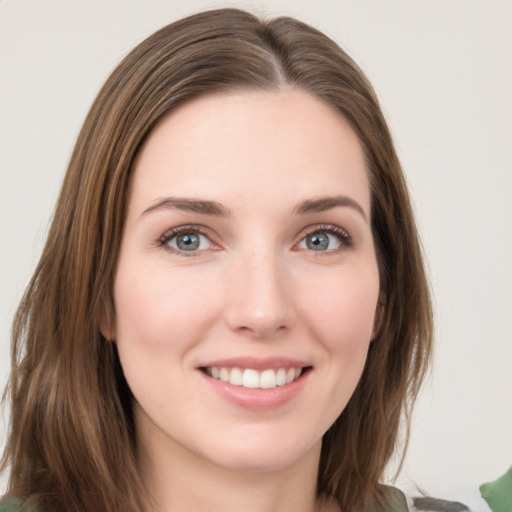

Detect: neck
[137, 423, 334, 512]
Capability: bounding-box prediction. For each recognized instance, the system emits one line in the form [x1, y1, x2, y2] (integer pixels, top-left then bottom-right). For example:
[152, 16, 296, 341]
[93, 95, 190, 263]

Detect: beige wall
[1, 1, 511, 510]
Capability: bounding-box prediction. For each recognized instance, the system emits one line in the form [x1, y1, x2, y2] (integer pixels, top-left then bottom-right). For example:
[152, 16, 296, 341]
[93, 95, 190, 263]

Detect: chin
[197, 435, 322, 474]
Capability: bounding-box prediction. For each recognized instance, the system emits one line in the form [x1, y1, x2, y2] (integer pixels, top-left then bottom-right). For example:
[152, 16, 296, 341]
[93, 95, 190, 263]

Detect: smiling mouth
[202, 366, 311, 389]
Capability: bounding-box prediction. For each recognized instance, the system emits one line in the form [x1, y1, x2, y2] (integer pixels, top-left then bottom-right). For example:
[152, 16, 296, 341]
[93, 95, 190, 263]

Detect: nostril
[235, 322, 288, 339]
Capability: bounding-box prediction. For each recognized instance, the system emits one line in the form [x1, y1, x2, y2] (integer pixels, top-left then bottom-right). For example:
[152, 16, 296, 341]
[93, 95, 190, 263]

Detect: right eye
[159, 227, 216, 256]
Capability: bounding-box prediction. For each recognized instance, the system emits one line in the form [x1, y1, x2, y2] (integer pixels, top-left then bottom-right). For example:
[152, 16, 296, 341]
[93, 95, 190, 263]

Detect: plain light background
[1, 1, 510, 510]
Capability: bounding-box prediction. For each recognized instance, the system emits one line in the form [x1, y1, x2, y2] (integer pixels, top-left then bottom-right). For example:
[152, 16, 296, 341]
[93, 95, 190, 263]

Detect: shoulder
[0, 495, 42, 512]
[0, 496, 24, 512]
[376, 485, 477, 512]
[407, 495, 472, 511]
[375, 485, 409, 511]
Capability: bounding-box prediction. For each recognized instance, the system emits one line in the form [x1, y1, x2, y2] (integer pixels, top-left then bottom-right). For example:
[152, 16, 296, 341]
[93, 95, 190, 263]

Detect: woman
[1, 8, 433, 512]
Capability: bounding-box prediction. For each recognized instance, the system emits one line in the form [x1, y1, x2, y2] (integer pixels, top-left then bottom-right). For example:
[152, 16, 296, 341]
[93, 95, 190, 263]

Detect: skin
[109, 88, 380, 512]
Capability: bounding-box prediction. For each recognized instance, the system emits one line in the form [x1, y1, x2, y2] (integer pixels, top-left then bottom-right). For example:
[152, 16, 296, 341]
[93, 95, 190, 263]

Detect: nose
[224, 248, 296, 339]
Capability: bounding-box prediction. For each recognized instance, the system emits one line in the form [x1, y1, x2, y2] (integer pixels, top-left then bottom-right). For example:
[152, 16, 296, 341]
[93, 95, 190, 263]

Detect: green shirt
[0, 495, 40, 512]
[0, 489, 408, 512]
[2, 470, 511, 512]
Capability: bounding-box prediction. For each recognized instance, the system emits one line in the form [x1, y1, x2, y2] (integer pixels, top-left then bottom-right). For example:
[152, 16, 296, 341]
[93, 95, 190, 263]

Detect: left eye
[165, 231, 212, 252]
[297, 231, 346, 251]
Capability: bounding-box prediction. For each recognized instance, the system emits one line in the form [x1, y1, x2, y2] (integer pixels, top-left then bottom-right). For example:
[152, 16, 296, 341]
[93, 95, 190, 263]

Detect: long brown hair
[2, 8, 433, 512]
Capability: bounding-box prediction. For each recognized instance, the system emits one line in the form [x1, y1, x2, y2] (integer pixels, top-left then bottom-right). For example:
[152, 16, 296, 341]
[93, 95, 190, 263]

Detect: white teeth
[207, 366, 304, 389]
[242, 369, 260, 388]
[260, 369, 276, 389]
[276, 368, 287, 386]
[219, 367, 229, 382]
[229, 367, 243, 386]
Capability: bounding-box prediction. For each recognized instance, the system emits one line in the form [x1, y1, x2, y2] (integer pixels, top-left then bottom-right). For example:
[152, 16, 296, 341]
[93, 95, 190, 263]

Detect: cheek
[299, 266, 380, 351]
[289, 266, 380, 432]
[113, 261, 219, 351]
[112, 263, 222, 411]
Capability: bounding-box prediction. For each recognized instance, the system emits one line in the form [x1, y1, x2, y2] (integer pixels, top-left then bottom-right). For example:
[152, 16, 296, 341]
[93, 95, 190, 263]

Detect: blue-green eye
[173, 233, 201, 251]
[306, 233, 330, 250]
[161, 228, 213, 254]
[297, 226, 351, 252]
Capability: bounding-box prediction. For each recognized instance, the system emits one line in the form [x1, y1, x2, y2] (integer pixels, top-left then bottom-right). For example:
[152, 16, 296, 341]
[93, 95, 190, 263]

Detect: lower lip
[199, 370, 310, 411]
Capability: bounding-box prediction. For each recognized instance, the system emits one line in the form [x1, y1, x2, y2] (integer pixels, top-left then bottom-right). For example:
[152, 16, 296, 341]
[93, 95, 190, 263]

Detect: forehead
[130, 88, 370, 215]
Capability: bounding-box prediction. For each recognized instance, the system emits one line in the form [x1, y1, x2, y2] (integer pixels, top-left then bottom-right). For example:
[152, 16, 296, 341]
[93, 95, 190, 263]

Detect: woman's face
[111, 89, 380, 473]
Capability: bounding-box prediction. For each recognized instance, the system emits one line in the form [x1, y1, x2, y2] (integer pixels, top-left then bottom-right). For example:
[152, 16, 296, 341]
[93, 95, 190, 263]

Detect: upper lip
[199, 357, 311, 371]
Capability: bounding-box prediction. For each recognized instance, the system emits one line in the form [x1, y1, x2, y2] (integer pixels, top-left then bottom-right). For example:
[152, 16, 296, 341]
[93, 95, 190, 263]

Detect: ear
[371, 302, 384, 341]
[99, 299, 116, 341]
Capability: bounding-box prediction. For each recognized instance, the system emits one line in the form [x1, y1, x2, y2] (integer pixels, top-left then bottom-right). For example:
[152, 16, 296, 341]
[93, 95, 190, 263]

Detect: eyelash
[158, 225, 217, 257]
[298, 224, 353, 253]
[157, 223, 352, 257]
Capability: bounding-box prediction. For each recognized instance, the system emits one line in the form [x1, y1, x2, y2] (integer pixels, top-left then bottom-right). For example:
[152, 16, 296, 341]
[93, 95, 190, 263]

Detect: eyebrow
[141, 195, 367, 220]
[293, 196, 368, 221]
[142, 197, 231, 217]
